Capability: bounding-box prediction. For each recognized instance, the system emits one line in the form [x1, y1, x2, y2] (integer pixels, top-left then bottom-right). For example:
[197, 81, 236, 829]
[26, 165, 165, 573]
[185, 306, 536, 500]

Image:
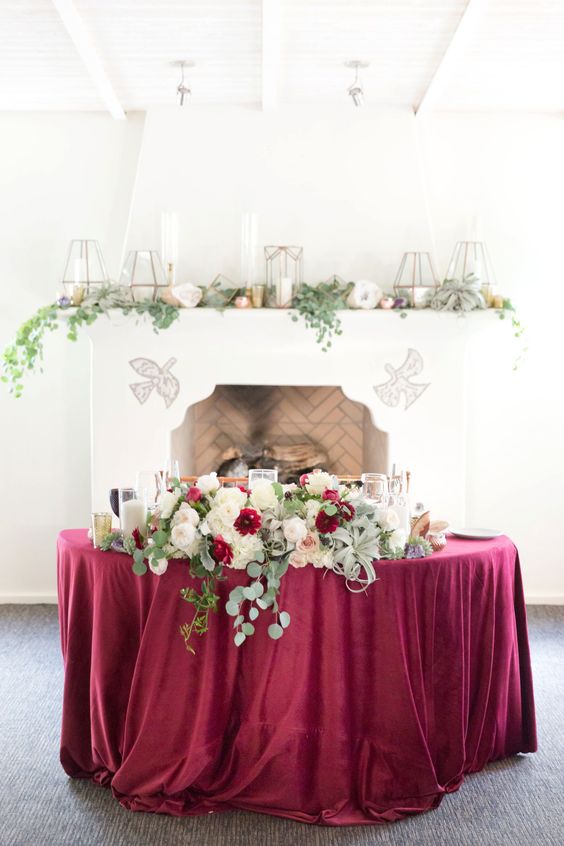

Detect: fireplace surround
[85, 308, 496, 526]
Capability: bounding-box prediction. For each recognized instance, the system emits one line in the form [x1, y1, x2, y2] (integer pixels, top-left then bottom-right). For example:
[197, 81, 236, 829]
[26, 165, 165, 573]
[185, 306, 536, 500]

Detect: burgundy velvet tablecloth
[57, 529, 536, 825]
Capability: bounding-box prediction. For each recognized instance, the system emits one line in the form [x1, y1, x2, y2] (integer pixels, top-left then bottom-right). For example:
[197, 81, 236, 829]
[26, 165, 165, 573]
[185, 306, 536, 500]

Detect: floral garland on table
[102, 469, 432, 653]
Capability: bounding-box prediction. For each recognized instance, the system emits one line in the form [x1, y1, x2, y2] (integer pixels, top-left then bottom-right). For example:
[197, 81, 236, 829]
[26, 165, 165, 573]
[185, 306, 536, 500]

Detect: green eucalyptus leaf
[279, 611, 291, 629]
[132, 560, 147, 576]
[268, 623, 284, 640]
[242, 623, 255, 636]
[246, 562, 262, 578]
[234, 631, 246, 647]
[324, 504, 338, 516]
[233, 615, 244, 628]
[152, 530, 167, 547]
[253, 581, 264, 598]
[256, 597, 268, 610]
[242, 586, 256, 601]
[272, 482, 284, 501]
[229, 586, 244, 603]
[225, 600, 240, 617]
[249, 606, 259, 621]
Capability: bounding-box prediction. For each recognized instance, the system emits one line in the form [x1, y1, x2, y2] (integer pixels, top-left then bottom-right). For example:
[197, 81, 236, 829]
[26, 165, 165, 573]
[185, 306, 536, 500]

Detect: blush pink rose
[288, 550, 308, 568]
[296, 532, 320, 559]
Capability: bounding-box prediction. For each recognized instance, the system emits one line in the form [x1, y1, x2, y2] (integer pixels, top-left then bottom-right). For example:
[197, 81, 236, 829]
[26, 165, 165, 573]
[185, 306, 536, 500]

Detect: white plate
[449, 528, 502, 540]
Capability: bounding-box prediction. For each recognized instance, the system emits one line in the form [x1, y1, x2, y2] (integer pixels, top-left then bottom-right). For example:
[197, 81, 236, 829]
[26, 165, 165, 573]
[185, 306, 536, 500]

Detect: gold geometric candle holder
[393, 251, 440, 308]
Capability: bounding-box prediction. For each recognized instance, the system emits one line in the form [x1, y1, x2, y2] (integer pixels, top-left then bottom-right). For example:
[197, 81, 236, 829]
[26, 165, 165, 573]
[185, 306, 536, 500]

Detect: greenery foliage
[291, 280, 352, 352]
[1, 285, 179, 396]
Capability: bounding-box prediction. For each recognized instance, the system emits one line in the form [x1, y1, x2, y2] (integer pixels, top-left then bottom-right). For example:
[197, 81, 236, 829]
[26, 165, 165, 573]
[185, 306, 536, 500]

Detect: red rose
[339, 501, 355, 522]
[238, 486, 249, 494]
[186, 486, 202, 502]
[132, 527, 144, 550]
[315, 510, 340, 534]
[212, 535, 233, 566]
[322, 489, 340, 501]
[299, 473, 309, 487]
[234, 508, 262, 536]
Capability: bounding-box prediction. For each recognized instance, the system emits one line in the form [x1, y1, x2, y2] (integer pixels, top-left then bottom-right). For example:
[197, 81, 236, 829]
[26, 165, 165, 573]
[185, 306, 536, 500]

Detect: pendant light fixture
[345, 61, 369, 107]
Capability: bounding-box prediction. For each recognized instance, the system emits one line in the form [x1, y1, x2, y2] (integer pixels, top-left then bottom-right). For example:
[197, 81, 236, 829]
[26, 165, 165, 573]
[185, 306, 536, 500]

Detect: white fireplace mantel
[84, 308, 500, 525]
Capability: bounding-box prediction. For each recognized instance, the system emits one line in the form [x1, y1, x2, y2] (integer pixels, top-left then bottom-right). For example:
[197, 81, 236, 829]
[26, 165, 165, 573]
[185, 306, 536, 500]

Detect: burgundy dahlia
[339, 501, 355, 522]
[186, 486, 202, 502]
[315, 510, 340, 534]
[131, 527, 144, 550]
[234, 508, 262, 536]
[212, 535, 233, 566]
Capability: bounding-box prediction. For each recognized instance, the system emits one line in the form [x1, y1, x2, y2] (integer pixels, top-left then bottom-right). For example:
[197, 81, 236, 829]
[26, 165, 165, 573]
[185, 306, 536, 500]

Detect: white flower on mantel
[305, 471, 335, 496]
[250, 479, 278, 511]
[283, 516, 308, 545]
[149, 557, 168, 576]
[197, 472, 220, 495]
[171, 502, 200, 528]
[157, 491, 179, 520]
[172, 282, 202, 308]
[346, 280, 382, 310]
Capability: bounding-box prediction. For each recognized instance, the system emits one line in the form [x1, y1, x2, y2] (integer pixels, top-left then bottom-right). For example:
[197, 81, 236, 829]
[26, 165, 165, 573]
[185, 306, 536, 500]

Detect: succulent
[429, 274, 486, 312]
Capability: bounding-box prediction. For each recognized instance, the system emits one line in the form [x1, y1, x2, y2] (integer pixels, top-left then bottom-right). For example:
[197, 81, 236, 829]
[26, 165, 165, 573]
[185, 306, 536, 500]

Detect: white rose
[283, 516, 308, 545]
[157, 491, 179, 520]
[197, 472, 220, 495]
[199, 520, 210, 536]
[389, 529, 407, 553]
[171, 522, 197, 552]
[379, 509, 400, 531]
[207, 501, 240, 534]
[171, 502, 200, 528]
[305, 471, 335, 496]
[250, 479, 278, 511]
[214, 486, 247, 509]
[149, 557, 168, 576]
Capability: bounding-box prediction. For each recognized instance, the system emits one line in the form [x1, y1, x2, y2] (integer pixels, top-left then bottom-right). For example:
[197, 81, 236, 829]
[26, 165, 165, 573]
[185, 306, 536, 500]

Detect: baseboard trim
[0, 593, 58, 604]
[525, 594, 564, 605]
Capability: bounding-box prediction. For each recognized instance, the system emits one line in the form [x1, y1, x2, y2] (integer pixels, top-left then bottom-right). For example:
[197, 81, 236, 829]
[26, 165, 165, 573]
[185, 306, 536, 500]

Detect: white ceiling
[0, 0, 562, 114]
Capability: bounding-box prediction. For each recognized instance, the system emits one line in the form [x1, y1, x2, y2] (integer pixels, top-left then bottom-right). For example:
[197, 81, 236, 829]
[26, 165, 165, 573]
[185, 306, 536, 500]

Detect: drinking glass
[361, 473, 388, 506]
[136, 471, 159, 507]
[248, 468, 278, 487]
[91, 512, 112, 548]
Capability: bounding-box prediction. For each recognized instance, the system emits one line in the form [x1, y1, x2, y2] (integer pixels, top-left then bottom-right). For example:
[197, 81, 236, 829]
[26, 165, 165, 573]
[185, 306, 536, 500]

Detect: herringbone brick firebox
[171, 385, 388, 479]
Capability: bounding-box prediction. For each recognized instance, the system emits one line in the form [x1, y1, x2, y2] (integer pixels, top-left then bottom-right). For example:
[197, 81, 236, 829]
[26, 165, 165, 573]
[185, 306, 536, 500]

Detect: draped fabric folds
[57, 529, 536, 826]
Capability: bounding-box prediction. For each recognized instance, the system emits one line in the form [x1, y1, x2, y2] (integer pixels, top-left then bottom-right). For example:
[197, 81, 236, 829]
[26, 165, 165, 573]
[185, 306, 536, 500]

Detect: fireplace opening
[171, 385, 388, 484]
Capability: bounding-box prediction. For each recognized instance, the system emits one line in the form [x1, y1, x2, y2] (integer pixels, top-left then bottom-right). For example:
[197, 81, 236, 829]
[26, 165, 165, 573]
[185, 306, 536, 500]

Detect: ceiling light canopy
[345, 60, 369, 107]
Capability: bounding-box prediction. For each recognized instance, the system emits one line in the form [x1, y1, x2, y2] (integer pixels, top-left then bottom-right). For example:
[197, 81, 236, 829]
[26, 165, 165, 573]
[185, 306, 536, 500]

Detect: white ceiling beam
[261, 0, 280, 110]
[415, 0, 486, 116]
[50, 0, 125, 119]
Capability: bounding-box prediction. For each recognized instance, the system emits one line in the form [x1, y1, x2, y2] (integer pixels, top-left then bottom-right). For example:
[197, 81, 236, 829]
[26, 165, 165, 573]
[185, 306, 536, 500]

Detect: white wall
[0, 106, 562, 602]
[0, 112, 145, 600]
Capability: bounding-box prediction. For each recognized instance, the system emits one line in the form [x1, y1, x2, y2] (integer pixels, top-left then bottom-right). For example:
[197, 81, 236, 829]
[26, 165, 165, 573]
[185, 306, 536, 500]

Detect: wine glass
[136, 471, 159, 507]
[248, 468, 278, 488]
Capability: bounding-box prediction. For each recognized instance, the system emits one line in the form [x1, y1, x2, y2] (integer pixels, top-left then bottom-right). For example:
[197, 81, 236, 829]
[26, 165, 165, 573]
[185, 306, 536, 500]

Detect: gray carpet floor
[0, 605, 562, 846]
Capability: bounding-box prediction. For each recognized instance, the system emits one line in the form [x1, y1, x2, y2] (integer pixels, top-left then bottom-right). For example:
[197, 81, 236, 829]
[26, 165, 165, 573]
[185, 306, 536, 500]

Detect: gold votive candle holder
[251, 285, 265, 308]
[91, 512, 112, 548]
[493, 294, 505, 309]
[71, 284, 85, 306]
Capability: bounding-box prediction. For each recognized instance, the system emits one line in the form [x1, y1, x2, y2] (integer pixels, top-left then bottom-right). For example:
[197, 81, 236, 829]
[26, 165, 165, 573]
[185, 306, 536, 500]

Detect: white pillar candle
[74, 258, 86, 283]
[121, 498, 146, 537]
[277, 276, 293, 307]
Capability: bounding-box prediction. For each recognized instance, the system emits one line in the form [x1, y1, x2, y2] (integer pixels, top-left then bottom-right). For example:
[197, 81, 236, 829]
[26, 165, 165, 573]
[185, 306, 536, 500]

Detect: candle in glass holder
[91, 512, 112, 548]
[120, 497, 146, 537]
[277, 277, 293, 307]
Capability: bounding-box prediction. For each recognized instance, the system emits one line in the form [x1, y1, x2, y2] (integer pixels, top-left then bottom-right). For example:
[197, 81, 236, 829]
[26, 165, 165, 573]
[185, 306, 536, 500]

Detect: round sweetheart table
[57, 529, 536, 826]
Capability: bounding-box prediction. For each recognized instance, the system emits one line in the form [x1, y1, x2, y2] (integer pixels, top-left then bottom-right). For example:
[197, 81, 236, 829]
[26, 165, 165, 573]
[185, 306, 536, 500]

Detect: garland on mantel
[1, 282, 521, 397]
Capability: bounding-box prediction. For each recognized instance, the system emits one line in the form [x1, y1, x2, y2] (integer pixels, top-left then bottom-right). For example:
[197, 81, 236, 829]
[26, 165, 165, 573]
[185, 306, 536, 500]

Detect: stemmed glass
[157, 458, 181, 494]
[248, 468, 278, 488]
